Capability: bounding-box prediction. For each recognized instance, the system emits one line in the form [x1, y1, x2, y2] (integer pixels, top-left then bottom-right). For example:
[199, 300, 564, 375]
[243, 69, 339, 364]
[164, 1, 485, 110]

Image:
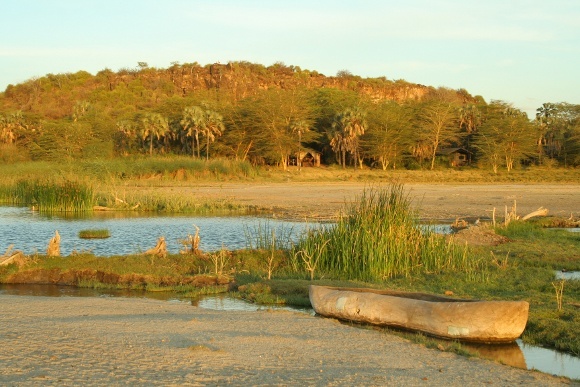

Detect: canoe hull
[309, 285, 529, 343]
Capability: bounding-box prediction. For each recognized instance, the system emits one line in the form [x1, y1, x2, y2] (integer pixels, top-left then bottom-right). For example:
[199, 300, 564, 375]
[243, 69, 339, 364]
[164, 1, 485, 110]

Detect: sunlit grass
[3, 179, 94, 213]
[78, 229, 110, 239]
[293, 184, 483, 281]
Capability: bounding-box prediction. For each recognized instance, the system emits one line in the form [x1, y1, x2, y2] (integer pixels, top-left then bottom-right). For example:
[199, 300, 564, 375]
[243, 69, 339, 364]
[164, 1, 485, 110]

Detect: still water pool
[0, 206, 322, 256]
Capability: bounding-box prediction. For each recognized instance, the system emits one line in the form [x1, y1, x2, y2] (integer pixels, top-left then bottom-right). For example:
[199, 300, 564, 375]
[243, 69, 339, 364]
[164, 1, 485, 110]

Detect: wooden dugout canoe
[309, 285, 529, 343]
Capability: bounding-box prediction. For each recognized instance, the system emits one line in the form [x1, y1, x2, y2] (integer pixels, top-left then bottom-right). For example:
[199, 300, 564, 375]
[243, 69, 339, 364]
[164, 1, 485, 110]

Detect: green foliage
[1, 61, 579, 168]
[293, 185, 482, 281]
[6, 179, 94, 213]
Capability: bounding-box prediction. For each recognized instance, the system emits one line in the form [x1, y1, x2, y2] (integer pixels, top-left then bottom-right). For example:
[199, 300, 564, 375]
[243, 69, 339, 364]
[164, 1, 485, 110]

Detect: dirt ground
[2, 182, 578, 385]
[0, 295, 571, 386]
[179, 182, 580, 222]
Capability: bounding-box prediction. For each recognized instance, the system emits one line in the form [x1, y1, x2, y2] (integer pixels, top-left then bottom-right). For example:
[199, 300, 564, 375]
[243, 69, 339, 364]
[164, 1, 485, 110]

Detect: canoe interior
[319, 286, 479, 303]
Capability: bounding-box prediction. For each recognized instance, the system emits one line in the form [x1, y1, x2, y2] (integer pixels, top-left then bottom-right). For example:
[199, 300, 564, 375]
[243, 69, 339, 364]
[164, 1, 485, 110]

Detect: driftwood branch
[1, 244, 28, 267]
[521, 207, 549, 221]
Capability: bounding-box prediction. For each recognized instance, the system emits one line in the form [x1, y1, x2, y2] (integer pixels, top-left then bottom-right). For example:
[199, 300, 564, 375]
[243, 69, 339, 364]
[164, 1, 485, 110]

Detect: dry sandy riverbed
[0, 295, 571, 386]
[170, 182, 580, 221]
[2, 182, 579, 385]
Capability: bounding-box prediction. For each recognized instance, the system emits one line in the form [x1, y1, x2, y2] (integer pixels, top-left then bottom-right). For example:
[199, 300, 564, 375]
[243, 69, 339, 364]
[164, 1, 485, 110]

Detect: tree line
[1, 61, 579, 170]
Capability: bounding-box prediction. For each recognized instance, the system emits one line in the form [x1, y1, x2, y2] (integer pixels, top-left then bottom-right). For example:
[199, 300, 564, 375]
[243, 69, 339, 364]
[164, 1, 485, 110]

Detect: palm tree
[180, 106, 206, 158]
[202, 110, 225, 160]
[141, 112, 169, 156]
[330, 130, 348, 168]
[332, 108, 367, 169]
[290, 119, 309, 171]
[459, 104, 481, 159]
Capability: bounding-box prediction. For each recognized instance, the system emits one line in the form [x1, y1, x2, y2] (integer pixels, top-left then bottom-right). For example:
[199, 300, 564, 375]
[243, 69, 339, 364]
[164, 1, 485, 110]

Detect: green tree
[475, 101, 535, 172]
[331, 108, 367, 169]
[202, 109, 225, 160]
[290, 119, 310, 171]
[180, 106, 206, 158]
[458, 103, 482, 158]
[241, 89, 312, 170]
[417, 102, 461, 170]
[362, 102, 413, 170]
[536, 102, 580, 166]
[141, 112, 169, 155]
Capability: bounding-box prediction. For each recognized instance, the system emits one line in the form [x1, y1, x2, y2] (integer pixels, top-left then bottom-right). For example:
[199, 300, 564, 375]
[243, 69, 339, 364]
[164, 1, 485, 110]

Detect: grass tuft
[78, 229, 111, 239]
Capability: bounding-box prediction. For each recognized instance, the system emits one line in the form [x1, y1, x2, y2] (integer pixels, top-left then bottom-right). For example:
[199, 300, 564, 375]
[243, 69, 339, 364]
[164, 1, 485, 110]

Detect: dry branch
[180, 225, 202, 255]
[521, 207, 549, 221]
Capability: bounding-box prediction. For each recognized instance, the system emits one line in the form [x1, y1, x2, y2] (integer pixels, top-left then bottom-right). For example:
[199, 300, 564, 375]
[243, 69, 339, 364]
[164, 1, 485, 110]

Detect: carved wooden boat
[309, 285, 529, 343]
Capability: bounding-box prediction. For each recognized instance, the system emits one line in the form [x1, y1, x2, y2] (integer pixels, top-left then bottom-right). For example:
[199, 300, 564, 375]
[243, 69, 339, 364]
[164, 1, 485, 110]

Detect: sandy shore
[0, 294, 570, 386]
[177, 182, 580, 221]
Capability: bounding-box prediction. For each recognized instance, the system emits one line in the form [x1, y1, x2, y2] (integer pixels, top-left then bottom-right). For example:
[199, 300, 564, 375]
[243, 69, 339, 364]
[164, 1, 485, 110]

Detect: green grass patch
[494, 221, 580, 271]
[78, 229, 110, 239]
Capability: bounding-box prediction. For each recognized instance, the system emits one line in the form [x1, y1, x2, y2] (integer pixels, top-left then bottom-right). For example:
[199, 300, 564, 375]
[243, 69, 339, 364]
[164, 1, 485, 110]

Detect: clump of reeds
[78, 229, 111, 239]
[293, 184, 479, 281]
[9, 179, 94, 213]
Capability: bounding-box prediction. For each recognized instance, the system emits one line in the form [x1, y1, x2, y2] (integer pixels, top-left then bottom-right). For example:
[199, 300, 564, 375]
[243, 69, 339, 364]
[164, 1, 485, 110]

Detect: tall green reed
[7, 179, 94, 213]
[293, 184, 481, 281]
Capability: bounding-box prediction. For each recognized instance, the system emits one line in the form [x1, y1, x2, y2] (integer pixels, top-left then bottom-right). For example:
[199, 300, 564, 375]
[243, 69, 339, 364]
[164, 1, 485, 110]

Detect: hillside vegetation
[1, 60, 578, 170]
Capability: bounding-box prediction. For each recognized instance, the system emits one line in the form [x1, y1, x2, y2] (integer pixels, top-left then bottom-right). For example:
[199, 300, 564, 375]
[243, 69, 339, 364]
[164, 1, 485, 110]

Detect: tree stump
[47, 231, 61, 257]
[144, 237, 167, 258]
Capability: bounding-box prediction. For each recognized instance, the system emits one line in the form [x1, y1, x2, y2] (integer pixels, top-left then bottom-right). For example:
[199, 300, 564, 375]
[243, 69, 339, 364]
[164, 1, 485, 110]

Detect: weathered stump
[47, 231, 61, 257]
[144, 236, 167, 258]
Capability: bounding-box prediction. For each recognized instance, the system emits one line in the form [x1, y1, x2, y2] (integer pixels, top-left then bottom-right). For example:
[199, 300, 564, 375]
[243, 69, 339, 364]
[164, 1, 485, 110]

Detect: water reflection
[463, 341, 526, 369]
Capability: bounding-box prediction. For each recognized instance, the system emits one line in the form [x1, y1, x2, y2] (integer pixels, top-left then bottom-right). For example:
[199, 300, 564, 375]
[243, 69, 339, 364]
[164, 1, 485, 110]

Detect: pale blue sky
[1, 0, 578, 117]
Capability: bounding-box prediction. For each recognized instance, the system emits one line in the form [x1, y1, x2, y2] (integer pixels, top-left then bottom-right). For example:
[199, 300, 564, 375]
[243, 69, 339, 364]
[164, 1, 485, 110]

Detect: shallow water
[555, 271, 580, 280]
[0, 283, 578, 380]
[0, 206, 452, 256]
[0, 206, 321, 256]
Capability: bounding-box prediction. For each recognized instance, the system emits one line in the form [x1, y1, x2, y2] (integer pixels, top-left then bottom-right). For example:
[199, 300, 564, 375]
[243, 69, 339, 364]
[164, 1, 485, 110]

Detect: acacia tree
[242, 89, 312, 170]
[362, 102, 412, 170]
[141, 112, 169, 155]
[218, 103, 254, 161]
[475, 101, 535, 172]
[417, 102, 461, 170]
